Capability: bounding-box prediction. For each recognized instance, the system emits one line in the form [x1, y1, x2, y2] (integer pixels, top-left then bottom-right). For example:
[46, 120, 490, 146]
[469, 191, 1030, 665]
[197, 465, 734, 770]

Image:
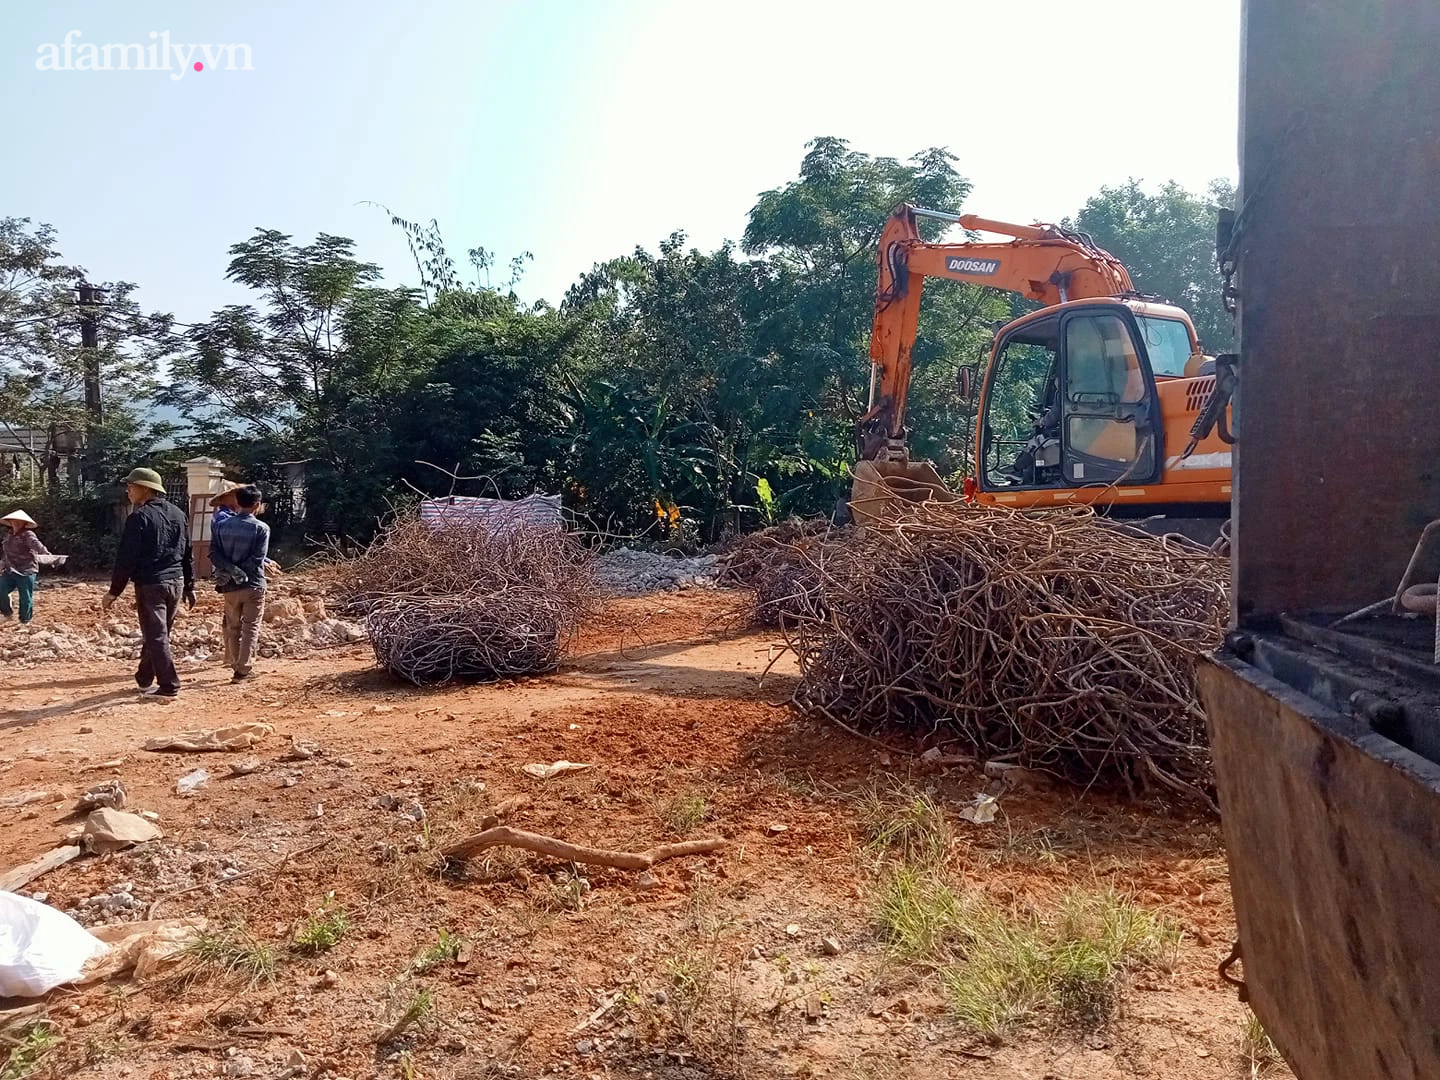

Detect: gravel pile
[0, 582, 365, 667]
[594, 548, 721, 596]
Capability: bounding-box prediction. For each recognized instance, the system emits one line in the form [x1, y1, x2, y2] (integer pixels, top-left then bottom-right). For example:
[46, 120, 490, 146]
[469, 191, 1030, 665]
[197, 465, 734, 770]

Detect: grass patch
[659, 791, 711, 835]
[1, 1023, 60, 1080]
[177, 923, 278, 988]
[1242, 1010, 1284, 1076]
[873, 864, 966, 959]
[379, 987, 436, 1045]
[293, 893, 350, 954]
[857, 787, 951, 865]
[874, 870, 1177, 1041]
[412, 929, 463, 974]
[537, 868, 590, 912]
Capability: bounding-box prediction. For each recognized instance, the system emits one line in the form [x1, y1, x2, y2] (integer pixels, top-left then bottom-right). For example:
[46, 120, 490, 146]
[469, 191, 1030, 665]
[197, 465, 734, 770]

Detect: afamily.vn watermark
[35, 31, 252, 80]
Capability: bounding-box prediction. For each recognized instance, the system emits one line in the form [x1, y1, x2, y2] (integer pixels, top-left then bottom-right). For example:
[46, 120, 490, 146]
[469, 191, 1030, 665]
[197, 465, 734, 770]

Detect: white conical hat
[0, 509, 36, 527]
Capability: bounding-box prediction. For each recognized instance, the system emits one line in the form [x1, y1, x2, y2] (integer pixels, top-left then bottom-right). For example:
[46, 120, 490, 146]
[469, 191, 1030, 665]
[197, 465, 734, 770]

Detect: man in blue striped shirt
[210, 484, 271, 682]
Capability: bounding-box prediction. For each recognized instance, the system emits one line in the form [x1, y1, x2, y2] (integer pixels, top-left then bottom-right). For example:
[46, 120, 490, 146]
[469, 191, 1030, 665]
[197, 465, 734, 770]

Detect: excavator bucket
[848, 459, 960, 526]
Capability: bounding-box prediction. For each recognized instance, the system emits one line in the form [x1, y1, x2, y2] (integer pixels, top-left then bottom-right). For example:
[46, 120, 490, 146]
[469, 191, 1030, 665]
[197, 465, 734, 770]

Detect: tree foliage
[1067, 178, 1237, 349]
[7, 140, 1233, 544]
[0, 217, 174, 485]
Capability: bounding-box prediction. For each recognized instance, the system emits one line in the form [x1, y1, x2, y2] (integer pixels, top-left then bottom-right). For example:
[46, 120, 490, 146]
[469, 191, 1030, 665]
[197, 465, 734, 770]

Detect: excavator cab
[979, 302, 1163, 497]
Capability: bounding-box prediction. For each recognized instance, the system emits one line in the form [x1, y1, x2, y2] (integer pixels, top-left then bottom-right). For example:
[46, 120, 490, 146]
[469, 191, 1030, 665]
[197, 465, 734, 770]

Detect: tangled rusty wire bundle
[777, 504, 1230, 806]
[336, 518, 598, 685]
[719, 518, 842, 627]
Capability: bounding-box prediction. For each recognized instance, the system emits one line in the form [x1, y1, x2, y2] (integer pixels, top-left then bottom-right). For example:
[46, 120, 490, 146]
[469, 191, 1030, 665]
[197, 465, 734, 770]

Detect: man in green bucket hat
[102, 468, 195, 698]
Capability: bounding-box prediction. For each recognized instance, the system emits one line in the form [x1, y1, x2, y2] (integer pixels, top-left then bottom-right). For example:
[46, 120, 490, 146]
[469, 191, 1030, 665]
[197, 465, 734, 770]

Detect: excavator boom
[861, 203, 1137, 458]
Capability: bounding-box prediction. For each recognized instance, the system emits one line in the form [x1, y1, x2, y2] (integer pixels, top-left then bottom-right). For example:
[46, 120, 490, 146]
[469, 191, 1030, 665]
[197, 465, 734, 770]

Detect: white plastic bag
[0, 891, 110, 997]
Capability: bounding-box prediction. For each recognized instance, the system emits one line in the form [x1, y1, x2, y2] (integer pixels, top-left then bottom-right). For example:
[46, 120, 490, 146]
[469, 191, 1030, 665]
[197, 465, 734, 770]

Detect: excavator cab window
[1135, 315, 1194, 377]
[981, 317, 1063, 488]
[1058, 310, 1160, 485]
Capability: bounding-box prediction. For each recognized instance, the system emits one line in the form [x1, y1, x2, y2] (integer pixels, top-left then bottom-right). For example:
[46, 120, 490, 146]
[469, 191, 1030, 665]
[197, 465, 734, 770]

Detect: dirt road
[0, 582, 1280, 1079]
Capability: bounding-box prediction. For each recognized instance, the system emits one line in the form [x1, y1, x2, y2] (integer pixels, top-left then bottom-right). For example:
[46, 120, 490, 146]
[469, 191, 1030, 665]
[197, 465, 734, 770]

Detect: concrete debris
[283, 737, 323, 761]
[83, 808, 163, 853]
[593, 548, 720, 596]
[982, 760, 1055, 792]
[0, 582, 362, 668]
[0, 790, 51, 810]
[76, 779, 127, 813]
[228, 759, 262, 777]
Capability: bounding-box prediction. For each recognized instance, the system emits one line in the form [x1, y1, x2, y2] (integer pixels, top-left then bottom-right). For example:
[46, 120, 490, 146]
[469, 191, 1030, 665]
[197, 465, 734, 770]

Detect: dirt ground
[0, 578, 1286, 1080]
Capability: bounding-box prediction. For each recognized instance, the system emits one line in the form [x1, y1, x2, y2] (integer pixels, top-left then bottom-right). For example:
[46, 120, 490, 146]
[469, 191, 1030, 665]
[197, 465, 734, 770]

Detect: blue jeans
[0, 570, 37, 623]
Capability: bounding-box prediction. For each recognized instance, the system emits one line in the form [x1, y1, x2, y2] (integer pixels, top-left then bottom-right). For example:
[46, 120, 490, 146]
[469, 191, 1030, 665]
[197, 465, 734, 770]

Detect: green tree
[743, 137, 1007, 489]
[1067, 179, 1237, 349]
[169, 229, 431, 535]
[0, 217, 174, 487]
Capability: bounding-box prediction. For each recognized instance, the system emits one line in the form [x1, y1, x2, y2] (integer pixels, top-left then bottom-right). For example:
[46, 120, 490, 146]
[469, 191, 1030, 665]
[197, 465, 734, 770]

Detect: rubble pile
[594, 548, 720, 596]
[0, 580, 364, 667]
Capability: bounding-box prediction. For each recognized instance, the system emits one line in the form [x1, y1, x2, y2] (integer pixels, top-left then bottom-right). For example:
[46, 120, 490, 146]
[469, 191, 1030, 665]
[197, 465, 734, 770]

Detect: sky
[0, 0, 1240, 325]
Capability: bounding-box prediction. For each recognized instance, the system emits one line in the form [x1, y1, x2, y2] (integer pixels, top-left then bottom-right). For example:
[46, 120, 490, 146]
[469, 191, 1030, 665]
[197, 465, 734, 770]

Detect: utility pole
[77, 282, 104, 485]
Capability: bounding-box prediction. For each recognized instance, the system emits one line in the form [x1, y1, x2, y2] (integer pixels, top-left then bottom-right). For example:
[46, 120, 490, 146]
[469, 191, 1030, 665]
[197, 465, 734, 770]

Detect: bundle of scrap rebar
[719, 517, 842, 627]
[778, 504, 1229, 806]
[336, 518, 598, 685]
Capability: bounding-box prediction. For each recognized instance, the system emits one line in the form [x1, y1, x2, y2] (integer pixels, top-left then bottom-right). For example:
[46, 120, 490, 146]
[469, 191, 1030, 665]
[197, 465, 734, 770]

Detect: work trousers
[135, 580, 182, 693]
[0, 570, 37, 623]
[222, 587, 266, 674]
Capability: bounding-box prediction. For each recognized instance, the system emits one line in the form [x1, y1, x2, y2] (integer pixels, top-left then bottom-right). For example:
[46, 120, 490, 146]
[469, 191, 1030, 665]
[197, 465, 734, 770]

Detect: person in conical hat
[210, 481, 241, 528]
[1, 509, 51, 624]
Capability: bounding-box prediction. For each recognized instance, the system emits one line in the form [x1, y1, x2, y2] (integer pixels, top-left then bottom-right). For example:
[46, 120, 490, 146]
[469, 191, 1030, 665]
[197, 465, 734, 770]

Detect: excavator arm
[858, 203, 1136, 459]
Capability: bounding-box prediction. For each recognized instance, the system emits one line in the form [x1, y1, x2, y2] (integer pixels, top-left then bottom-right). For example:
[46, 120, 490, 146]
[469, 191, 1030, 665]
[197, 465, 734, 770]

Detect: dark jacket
[211, 512, 270, 591]
[109, 497, 193, 595]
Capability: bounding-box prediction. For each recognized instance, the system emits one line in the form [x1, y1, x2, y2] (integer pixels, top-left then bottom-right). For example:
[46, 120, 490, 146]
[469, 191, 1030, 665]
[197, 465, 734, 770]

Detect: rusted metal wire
[336, 518, 599, 685]
[719, 518, 843, 628]
[768, 503, 1229, 807]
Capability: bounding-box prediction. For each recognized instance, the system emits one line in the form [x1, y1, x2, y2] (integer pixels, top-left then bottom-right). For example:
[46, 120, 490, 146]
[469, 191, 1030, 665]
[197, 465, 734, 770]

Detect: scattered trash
[144, 723, 275, 753]
[522, 761, 593, 780]
[82, 917, 209, 983]
[767, 823, 789, 835]
[138, 810, 160, 823]
[0, 892, 110, 997]
[958, 793, 999, 824]
[175, 769, 210, 796]
[75, 779, 126, 813]
[83, 809, 163, 853]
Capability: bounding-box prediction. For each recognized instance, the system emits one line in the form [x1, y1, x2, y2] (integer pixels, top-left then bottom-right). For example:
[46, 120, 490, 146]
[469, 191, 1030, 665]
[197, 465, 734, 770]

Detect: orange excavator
[850, 204, 1234, 534]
